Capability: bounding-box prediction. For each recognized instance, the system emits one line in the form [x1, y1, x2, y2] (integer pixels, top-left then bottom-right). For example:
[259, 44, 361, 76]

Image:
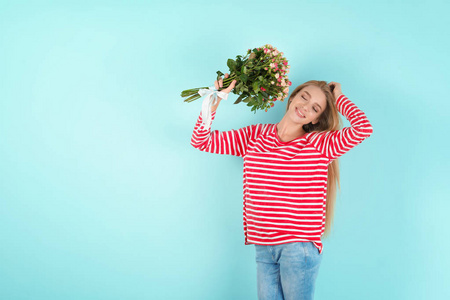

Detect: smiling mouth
[295, 107, 305, 118]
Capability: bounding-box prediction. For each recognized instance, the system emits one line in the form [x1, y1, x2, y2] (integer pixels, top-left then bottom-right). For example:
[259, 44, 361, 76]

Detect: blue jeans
[255, 242, 323, 300]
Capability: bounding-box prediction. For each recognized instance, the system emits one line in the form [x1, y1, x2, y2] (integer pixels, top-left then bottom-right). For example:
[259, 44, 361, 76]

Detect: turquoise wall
[1, 0, 449, 299]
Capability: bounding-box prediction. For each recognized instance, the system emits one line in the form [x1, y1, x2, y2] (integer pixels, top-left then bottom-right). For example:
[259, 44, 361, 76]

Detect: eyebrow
[304, 91, 323, 111]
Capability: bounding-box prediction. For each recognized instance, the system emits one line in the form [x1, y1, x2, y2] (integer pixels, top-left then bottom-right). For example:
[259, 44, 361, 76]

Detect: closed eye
[302, 96, 318, 113]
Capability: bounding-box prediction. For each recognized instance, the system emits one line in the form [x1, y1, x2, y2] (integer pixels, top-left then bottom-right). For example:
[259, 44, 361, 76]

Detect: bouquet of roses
[181, 44, 291, 127]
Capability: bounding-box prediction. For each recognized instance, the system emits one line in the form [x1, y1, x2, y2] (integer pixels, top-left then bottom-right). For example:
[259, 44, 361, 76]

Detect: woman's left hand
[328, 81, 343, 99]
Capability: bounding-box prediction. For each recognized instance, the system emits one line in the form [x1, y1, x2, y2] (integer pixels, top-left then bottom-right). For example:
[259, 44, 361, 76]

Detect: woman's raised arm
[308, 93, 374, 161]
[190, 110, 263, 157]
[190, 73, 262, 157]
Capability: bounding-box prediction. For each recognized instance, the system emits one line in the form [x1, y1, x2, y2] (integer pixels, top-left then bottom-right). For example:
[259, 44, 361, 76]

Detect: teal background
[1, 0, 449, 299]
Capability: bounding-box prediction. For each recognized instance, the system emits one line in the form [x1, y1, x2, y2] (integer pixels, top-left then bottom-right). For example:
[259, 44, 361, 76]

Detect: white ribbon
[197, 85, 229, 131]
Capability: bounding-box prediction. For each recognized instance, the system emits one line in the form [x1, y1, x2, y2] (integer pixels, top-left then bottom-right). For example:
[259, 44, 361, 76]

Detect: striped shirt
[190, 94, 373, 254]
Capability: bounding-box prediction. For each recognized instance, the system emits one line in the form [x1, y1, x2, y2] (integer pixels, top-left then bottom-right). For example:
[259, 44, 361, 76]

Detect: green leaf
[257, 93, 263, 103]
[216, 70, 224, 77]
[227, 59, 236, 71]
[252, 81, 259, 93]
[234, 94, 245, 104]
[247, 98, 257, 106]
[239, 74, 249, 83]
[235, 82, 243, 93]
[236, 59, 243, 69]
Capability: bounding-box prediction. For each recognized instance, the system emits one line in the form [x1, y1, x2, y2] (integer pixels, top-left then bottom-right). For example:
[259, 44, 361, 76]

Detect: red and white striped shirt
[191, 94, 373, 254]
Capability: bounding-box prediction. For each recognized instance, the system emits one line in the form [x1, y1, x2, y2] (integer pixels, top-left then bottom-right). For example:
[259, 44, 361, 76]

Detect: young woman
[190, 73, 373, 300]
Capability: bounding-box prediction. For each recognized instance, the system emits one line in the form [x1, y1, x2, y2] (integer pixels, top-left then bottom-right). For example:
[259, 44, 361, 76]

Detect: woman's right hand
[214, 73, 237, 101]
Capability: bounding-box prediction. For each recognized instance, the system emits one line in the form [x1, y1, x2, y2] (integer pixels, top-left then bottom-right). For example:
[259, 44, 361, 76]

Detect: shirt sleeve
[308, 94, 374, 160]
[190, 109, 261, 157]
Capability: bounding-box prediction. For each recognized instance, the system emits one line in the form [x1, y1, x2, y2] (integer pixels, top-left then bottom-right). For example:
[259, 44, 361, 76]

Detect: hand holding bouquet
[181, 44, 292, 129]
[211, 73, 237, 112]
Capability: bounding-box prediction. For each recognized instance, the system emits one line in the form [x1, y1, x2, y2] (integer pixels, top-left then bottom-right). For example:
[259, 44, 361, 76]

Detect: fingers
[224, 78, 237, 93]
[215, 73, 237, 94]
[215, 73, 228, 89]
[328, 81, 341, 90]
[329, 81, 340, 87]
[214, 78, 222, 90]
[328, 82, 342, 99]
[219, 73, 229, 88]
[222, 81, 235, 94]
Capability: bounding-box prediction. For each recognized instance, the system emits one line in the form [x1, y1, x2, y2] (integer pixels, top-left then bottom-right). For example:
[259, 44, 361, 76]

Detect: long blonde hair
[285, 80, 343, 238]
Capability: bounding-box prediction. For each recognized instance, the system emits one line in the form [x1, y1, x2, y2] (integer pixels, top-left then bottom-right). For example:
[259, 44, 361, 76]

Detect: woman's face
[288, 85, 327, 125]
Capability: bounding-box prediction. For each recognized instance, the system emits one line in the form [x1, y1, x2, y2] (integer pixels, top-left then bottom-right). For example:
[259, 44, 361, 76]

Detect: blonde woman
[191, 73, 373, 300]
